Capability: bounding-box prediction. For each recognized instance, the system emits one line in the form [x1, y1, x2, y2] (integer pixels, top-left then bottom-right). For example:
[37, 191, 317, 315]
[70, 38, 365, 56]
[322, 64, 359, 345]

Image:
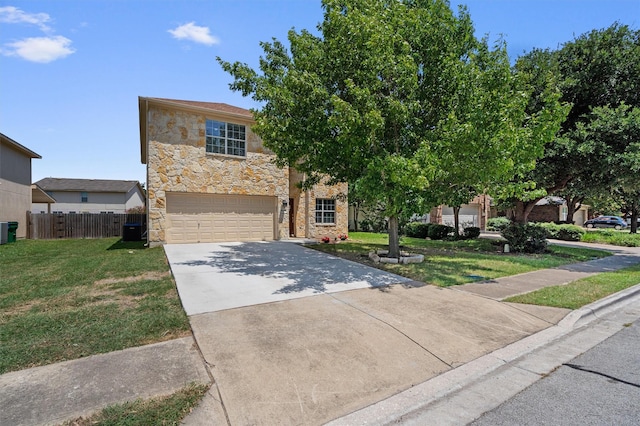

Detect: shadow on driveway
[164, 241, 411, 315]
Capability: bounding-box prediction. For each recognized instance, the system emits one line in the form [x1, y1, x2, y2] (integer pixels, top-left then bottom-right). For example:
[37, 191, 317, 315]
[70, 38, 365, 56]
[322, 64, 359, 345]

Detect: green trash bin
[7, 222, 18, 243]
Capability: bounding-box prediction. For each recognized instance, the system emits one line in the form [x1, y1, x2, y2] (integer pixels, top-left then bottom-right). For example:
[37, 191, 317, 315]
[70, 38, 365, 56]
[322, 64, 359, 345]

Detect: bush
[462, 227, 481, 240]
[428, 224, 455, 240]
[501, 223, 548, 253]
[487, 217, 511, 232]
[536, 222, 585, 241]
[405, 222, 432, 238]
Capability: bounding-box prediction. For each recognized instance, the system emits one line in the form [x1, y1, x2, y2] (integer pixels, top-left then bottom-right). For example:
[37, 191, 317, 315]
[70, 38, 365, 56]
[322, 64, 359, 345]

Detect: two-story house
[0, 133, 42, 239]
[138, 97, 348, 246]
[32, 178, 145, 214]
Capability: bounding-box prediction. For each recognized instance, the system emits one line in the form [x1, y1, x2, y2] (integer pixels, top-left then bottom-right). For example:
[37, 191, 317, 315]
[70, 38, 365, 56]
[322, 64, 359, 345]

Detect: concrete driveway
[164, 240, 412, 315]
[165, 241, 569, 425]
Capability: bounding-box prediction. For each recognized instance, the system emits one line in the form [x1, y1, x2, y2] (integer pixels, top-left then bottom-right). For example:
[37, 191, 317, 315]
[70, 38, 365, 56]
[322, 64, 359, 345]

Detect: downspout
[144, 99, 150, 246]
[305, 173, 310, 239]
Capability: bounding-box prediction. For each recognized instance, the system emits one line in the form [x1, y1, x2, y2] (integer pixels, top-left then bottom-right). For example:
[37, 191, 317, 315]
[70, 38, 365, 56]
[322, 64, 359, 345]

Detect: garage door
[442, 205, 479, 228]
[166, 193, 276, 243]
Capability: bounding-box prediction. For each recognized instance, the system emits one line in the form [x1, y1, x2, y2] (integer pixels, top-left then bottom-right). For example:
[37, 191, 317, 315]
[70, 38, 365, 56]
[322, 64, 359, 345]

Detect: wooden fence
[27, 212, 146, 240]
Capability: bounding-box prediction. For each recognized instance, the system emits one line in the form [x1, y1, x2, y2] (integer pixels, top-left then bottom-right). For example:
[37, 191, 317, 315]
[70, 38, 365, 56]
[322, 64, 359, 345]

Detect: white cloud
[168, 22, 219, 46]
[0, 6, 75, 63]
[0, 6, 52, 32]
[3, 36, 75, 63]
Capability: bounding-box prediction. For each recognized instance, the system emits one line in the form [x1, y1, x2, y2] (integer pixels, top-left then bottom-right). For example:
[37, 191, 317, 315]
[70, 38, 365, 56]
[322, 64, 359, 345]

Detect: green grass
[312, 232, 611, 287]
[581, 229, 640, 247]
[505, 264, 640, 309]
[0, 238, 190, 374]
[61, 383, 209, 426]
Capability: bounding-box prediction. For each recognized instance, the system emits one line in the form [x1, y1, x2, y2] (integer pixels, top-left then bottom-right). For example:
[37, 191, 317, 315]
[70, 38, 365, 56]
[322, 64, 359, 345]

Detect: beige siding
[0, 179, 30, 238]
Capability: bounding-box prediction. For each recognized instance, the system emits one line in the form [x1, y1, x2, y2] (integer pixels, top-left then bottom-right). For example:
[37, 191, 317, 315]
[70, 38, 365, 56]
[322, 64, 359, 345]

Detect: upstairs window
[315, 199, 336, 224]
[206, 119, 246, 157]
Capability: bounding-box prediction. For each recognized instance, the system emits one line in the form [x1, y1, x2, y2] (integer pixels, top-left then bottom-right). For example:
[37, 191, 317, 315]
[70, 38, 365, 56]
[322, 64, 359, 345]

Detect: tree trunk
[453, 206, 461, 238]
[563, 195, 583, 224]
[388, 215, 400, 258]
[511, 200, 539, 224]
[630, 200, 638, 234]
[353, 203, 360, 232]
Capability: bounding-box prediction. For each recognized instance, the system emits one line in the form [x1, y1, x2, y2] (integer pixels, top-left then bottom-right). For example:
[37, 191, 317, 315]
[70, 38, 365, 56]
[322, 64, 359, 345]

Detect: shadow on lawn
[107, 239, 146, 251]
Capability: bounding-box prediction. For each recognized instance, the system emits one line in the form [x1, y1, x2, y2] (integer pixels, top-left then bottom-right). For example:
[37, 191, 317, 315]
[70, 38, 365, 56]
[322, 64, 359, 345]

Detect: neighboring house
[428, 194, 492, 230]
[0, 133, 42, 239]
[349, 194, 492, 231]
[527, 196, 590, 226]
[138, 97, 348, 246]
[32, 178, 145, 214]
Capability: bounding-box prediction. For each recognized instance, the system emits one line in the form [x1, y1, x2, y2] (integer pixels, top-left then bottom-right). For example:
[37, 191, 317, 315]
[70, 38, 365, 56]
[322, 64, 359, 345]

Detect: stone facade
[287, 169, 348, 240]
[140, 98, 348, 245]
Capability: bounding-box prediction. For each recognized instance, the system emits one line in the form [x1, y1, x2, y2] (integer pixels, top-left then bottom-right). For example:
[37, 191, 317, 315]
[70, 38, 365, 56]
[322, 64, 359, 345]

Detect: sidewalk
[459, 239, 640, 300]
[328, 285, 640, 425]
[0, 337, 210, 426]
[1, 240, 639, 426]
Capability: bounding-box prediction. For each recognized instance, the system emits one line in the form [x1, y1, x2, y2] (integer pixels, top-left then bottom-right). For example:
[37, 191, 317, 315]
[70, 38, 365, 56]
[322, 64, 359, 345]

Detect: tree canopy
[218, 0, 566, 255]
[501, 23, 640, 224]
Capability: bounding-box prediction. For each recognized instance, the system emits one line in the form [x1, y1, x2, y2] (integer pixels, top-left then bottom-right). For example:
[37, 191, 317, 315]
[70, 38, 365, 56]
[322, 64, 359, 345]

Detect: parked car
[584, 216, 628, 230]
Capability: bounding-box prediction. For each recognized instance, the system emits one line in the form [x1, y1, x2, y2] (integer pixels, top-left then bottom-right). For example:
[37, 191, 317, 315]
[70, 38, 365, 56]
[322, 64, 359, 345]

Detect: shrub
[487, 217, 511, 232]
[462, 227, 481, 240]
[428, 224, 455, 240]
[405, 222, 432, 238]
[501, 223, 548, 253]
[536, 222, 585, 241]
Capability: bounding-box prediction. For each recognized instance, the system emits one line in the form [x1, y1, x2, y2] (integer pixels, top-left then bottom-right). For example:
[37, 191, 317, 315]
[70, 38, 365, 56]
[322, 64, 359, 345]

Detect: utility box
[0, 222, 7, 244]
[122, 223, 142, 242]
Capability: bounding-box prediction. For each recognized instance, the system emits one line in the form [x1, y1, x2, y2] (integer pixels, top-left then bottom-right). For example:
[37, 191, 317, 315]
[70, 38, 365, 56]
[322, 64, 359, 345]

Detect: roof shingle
[34, 178, 140, 193]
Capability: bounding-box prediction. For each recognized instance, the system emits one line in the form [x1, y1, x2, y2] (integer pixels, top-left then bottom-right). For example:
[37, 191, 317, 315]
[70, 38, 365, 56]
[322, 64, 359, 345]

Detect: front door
[289, 198, 295, 237]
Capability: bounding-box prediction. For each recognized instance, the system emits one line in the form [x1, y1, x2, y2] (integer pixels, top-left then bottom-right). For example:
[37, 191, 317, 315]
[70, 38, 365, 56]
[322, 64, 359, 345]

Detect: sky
[1, 0, 638, 186]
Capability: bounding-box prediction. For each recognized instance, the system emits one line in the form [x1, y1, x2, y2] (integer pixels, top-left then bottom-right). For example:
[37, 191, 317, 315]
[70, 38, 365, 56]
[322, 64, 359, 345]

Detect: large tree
[218, 0, 560, 256]
[576, 104, 640, 233]
[503, 23, 640, 223]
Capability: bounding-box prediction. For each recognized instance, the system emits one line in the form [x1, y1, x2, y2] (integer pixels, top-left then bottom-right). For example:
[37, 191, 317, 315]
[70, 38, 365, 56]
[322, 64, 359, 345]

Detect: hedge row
[404, 222, 480, 240]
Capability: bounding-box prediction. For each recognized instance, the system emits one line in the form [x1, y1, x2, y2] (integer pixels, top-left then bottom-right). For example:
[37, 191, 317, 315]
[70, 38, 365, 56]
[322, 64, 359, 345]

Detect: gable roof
[34, 178, 141, 193]
[138, 97, 255, 164]
[32, 184, 56, 203]
[0, 132, 41, 159]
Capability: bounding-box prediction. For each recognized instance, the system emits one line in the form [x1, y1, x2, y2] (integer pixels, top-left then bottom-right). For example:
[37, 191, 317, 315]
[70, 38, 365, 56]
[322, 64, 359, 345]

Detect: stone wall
[308, 180, 349, 240]
[146, 106, 289, 244]
[288, 169, 348, 240]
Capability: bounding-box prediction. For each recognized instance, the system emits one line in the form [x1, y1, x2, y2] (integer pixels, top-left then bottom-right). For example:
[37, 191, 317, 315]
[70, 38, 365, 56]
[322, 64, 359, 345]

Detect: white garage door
[166, 193, 276, 243]
[442, 205, 479, 229]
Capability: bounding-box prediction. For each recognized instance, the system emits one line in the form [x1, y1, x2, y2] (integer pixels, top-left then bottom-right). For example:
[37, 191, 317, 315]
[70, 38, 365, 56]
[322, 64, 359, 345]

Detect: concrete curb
[326, 285, 640, 426]
[559, 282, 640, 329]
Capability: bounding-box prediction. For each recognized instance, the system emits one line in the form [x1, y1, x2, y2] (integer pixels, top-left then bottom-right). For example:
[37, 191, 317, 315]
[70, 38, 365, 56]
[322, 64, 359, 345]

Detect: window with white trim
[315, 199, 336, 224]
[206, 119, 246, 157]
[81, 192, 88, 203]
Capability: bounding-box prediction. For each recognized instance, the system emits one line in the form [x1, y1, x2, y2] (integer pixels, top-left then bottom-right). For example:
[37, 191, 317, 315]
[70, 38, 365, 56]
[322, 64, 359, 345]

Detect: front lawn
[311, 232, 611, 287]
[61, 383, 209, 426]
[581, 229, 640, 247]
[505, 264, 640, 309]
[0, 238, 190, 374]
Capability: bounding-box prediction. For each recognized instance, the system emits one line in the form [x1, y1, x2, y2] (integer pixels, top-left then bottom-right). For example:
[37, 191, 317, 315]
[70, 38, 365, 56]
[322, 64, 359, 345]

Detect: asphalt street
[471, 318, 640, 425]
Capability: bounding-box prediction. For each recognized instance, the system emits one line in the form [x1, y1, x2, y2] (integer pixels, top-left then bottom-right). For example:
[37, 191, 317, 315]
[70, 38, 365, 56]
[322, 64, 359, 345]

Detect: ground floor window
[315, 198, 335, 224]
